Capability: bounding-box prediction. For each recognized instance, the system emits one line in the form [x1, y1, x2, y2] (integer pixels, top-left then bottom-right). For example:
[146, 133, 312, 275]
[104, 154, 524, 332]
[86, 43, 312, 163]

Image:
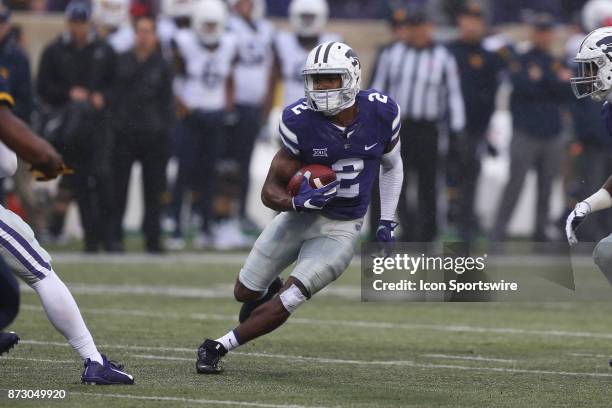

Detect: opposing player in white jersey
[157, 0, 200, 55]
[92, 0, 134, 53]
[271, 0, 341, 107]
[169, 0, 237, 248]
[225, 0, 275, 242]
[0, 78, 134, 384]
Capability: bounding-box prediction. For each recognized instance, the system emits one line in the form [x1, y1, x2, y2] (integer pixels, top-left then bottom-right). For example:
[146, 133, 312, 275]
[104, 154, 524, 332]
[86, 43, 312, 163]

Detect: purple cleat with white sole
[81, 354, 134, 385]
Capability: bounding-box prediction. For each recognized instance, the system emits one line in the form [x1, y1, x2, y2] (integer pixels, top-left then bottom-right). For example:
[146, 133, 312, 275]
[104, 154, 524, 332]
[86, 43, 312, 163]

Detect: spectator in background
[369, 7, 412, 89]
[447, 2, 506, 246]
[371, 8, 465, 242]
[169, 0, 236, 249]
[226, 0, 275, 239]
[0, 4, 30, 123]
[490, 15, 572, 242]
[111, 15, 173, 253]
[490, 0, 563, 24]
[37, 0, 117, 252]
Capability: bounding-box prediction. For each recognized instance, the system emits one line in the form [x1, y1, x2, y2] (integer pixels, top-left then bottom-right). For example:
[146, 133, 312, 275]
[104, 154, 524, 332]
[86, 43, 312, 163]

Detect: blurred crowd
[0, 0, 592, 23]
[0, 0, 611, 253]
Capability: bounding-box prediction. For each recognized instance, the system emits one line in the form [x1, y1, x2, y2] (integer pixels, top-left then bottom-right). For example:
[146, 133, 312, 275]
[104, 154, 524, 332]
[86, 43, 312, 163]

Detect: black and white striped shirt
[370, 42, 466, 132]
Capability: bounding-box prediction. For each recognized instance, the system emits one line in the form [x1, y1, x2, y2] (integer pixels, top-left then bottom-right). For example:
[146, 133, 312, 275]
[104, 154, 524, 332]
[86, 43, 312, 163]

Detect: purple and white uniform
[238, 89, 400, 296]
[0, 77, 53, 285]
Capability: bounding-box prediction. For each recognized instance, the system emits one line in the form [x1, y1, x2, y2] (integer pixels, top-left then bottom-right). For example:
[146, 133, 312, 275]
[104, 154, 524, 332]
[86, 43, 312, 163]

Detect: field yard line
[51, 253, 252, 265]
[19, 283, 359, 299]
[7, 345, 612, 379]
[570, 353, 611, 358]
[20, 303, 612, 340]
[69, 391, 326, 408]
[21, 339, 194, 353]
[48, 252, 596, 267]
[130, 353, 612, 379]
[421, 354, 516, 363]
[2, 356, 74, 363]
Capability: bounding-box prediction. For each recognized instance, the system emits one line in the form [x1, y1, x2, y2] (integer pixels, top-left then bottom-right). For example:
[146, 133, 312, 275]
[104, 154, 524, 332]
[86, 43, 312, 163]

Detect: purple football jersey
[279, 89, 401, 220]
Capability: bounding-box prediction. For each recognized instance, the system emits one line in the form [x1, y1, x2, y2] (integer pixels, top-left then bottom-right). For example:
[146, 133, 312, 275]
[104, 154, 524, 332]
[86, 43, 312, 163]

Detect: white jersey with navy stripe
[274, 31, 342, 107]
[227, 15, 275, 106]
[174, 30, 238, 111]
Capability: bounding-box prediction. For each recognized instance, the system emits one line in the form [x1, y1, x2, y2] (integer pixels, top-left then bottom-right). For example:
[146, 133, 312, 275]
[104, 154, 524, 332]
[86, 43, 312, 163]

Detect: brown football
[287, 164, 337, 196]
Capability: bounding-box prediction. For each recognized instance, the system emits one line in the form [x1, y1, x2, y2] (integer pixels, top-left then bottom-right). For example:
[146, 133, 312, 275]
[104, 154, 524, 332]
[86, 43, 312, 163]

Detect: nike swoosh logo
[365, 143, 378, 151]
[304, 200, 323, 210]
[109, 366, 134, 380]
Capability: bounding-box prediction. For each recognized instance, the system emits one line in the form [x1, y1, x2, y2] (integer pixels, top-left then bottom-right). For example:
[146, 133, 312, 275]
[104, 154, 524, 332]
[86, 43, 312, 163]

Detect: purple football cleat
[81, 354, 134, 385]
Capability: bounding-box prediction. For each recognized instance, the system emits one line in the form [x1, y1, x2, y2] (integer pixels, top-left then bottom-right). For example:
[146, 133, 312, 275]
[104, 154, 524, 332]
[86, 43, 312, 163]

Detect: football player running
[195, 42, 403, 373]
[0, 76, 134, 384]
[567, 27, 612, 275]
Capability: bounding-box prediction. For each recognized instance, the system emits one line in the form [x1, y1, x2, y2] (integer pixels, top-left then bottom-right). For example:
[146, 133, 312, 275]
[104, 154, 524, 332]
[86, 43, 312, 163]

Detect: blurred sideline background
[0, 0, 602, 250]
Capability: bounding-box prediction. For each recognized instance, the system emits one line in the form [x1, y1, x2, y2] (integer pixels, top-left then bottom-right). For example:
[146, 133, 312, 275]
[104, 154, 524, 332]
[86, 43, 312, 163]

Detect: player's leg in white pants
[0, 205, 103, 363]
[219, 212, 361, 348]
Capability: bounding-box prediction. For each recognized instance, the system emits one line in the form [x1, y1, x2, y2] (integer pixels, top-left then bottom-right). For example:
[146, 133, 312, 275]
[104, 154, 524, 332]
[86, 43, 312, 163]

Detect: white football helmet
[571, 27, 612, 101]
[92, 0, 129, 28]
[161, 0, 199, 19]
[302, 42, 361, 116]
[582, 0, 612, 32]
[289, 0, 329, 37]
[193, 0, 228, 45]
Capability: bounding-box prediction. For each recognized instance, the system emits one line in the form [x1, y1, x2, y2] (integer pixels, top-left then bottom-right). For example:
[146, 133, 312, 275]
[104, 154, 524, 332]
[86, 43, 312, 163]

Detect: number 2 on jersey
[332, 158, 364, 198]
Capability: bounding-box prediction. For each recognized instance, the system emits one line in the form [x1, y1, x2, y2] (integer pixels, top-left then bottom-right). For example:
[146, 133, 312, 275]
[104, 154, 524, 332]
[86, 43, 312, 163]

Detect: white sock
[215, 329, 240, 352]
[31, 271, 103, 364]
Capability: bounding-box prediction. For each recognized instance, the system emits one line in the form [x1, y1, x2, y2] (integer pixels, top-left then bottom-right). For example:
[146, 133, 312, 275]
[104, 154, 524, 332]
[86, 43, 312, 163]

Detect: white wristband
[584, 189, 612, 213]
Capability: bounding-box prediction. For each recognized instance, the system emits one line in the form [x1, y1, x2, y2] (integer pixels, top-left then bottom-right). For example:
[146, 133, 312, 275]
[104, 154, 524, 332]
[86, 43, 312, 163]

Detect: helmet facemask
[571, 56, 608, 100]
[303, 68, 357, 116]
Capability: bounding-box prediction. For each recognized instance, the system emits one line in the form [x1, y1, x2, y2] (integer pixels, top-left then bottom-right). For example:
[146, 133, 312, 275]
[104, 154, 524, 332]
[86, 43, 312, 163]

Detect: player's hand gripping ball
[288, 164, 339, 212]
[287, 164, 337, 196]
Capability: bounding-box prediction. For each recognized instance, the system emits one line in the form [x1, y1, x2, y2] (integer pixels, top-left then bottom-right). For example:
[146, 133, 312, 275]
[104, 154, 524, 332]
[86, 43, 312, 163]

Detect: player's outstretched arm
[0, 105, 63, 178]
[377, 138, 403, 243]
[261, 148, 303, 212]
[566, 174, 612, 245]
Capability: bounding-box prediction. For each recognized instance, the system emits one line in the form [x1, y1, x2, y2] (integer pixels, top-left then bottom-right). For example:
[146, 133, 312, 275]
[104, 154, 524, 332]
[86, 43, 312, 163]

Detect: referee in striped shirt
[371, 8, 465, 242]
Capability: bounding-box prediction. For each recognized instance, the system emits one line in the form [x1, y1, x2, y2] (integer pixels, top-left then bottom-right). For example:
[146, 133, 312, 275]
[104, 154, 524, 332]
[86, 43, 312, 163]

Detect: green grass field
[2, 254, 612, 407]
